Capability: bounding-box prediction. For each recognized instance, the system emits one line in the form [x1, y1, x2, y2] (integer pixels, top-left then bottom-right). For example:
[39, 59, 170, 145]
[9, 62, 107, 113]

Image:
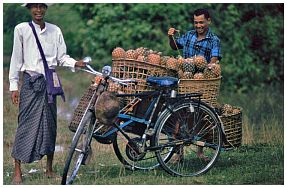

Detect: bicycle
[61, 59, 224, 184]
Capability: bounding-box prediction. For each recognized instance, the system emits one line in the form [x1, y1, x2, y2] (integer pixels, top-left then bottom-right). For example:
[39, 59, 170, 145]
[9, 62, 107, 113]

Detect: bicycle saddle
[146, 76, 179, 87]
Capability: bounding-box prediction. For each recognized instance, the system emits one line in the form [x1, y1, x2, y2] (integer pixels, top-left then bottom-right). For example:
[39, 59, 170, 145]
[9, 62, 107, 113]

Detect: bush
[3, 3, 283, 92]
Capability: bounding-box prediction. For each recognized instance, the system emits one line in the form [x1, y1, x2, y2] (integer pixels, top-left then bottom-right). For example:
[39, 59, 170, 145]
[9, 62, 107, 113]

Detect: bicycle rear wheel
[154, 100, 222, 176]
[61, 111, 95, 185]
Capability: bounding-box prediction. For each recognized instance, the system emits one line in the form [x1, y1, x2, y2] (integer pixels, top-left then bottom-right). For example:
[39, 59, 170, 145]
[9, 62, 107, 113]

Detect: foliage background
[2, 3, 284, 184]
[3, 3, 284, 93]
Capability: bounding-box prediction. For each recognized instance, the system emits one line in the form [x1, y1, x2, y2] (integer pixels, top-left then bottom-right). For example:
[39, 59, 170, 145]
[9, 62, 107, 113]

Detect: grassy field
[2, 66, 284, 185]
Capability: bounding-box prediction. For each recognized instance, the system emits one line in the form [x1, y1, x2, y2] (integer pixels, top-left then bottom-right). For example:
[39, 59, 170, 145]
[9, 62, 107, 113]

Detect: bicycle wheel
[154, 100, 222, 176]
[113, 129, 163, 171]
[61, 111, 95, 185]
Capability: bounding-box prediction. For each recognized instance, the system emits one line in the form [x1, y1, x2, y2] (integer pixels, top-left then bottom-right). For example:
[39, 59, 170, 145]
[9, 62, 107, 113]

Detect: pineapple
[135, 47, 145, 56]
[137, 55, 146, 62]
[204, 63, 221, 78]
[182, 72, 194, 79]
[182, 62, 196, 74]
[125, 49, 137, 60]
[160, 56, 169, 66]
[178, 69, 184, 79]
[203, 67, 216, 79]
[112, 47, 125, 59]
[166, 57, 178, 70]
[232, 108, 241, 114]
[193, 72, 204, 79]
[222, 104, 233, 115]
[194, 55, 207, 71]
[147, 53, 161, 65]
[218, 104, 240, 115]
[177, 55, 184, 69]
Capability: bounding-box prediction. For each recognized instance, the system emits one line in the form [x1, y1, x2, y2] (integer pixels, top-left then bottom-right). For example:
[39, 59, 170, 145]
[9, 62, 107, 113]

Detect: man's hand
[11, 90, 19, 105]
[75, 60, 87, 68]
[168, 28, 177, 36]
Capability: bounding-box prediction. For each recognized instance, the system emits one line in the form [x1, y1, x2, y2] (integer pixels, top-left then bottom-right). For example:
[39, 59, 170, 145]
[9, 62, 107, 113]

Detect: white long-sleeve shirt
[9, 21, 77, 91]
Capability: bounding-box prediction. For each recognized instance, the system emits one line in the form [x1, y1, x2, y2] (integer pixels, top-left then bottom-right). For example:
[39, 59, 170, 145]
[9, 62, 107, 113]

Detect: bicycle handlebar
[80, 64, 137, 86]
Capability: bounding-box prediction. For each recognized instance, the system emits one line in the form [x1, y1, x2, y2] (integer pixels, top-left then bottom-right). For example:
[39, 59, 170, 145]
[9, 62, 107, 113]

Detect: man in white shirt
[9, 3, 86, 184]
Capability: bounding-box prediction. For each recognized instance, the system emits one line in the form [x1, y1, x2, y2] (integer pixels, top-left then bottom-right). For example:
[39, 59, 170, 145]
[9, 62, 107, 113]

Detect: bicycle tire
[61, 111, 94, 185]
[154, 100, 222, 177]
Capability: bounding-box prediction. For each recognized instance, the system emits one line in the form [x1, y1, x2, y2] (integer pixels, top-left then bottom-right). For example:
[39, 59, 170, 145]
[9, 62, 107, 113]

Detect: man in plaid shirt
[168, 8, 221, 65]
[167, 8, 221, 162]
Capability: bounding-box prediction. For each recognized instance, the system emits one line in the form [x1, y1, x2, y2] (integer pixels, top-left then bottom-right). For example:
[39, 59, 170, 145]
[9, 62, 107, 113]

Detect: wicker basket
[178, 77, 221, 106]
[108, 81, 138, 103]
[69, 84, 97, 132]
[112, 59, 176, 93]
[108, 81, 136, 94]
[220, 107, 243, 149]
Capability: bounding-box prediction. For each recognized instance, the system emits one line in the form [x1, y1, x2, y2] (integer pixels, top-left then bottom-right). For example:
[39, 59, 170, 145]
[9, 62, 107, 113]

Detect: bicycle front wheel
[61, 111, 95, 185]
[154, 100, 222, 177]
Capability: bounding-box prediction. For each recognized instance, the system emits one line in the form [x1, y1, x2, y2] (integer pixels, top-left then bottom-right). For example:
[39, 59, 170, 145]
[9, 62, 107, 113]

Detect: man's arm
[56, 28, 86, 70]
[168, 28, 182, 50]
[210, 36, 221, 64]
[9, 26, 23, 92]
[168, 36, 178, 50]
[9, 26, 23, 105]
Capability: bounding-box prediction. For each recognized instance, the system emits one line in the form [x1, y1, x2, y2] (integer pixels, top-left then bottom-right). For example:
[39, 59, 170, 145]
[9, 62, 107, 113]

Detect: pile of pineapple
[177, 55, 221, 79]
[112, 47, 183, 70]
[215, 103, 241, 116]
[112, 47, 162, 65]
[112, 47, 221, 79]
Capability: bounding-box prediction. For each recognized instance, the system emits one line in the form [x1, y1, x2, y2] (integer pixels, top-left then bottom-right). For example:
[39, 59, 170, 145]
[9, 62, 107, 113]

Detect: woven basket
[220, 107, 243, 149]
[108, 81, 137, 103]
[108, 81, 136, 94]
[178, 77, 221, 106]
[69, 84, 97, 132]
[112, 59, 176, 93]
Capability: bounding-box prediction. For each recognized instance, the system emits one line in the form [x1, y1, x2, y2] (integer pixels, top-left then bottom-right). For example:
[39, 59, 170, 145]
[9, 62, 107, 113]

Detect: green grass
[2, 67, 284, 185]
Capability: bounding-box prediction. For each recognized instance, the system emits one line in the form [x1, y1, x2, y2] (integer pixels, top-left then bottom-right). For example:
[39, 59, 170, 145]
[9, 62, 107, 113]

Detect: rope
[171, 29, 182, 57]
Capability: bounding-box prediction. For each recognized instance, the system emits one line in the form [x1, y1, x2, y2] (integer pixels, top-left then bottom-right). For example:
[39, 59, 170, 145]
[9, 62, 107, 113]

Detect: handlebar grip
[83, 56, 92, 64]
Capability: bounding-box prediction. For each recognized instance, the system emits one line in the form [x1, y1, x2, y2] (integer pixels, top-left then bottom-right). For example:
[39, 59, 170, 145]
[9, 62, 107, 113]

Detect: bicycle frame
[93, 87, 203, 153]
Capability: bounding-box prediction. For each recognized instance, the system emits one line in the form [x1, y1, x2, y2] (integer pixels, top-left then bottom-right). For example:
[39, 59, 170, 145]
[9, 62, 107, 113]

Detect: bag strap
[29, 21, 65, 103]
[28, 22, 50, 75]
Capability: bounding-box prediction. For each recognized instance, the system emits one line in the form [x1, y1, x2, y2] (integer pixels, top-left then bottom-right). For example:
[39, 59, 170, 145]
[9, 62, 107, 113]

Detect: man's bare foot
[197, 152, 209, 162]
[170, 147, 184, 164]
[170, 153, 184, 164]
[45, 171, 61, 179]
[12, 173, 22, 185]
[13, 159, 22, 184]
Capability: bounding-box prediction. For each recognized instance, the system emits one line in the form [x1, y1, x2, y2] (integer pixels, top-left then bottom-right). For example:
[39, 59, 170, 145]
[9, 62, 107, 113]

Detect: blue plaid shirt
[176, 29, 222, 63]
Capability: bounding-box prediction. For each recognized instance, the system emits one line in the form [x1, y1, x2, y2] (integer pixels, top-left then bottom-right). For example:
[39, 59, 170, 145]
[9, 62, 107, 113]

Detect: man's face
[29, 4, 47, 22]
[193, 14, 210, 35]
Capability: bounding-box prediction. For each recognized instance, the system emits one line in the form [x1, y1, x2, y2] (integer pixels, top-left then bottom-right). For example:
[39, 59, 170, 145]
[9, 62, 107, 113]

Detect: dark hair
[194, 8, 210, 19]
[26, 3, 48, 9]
